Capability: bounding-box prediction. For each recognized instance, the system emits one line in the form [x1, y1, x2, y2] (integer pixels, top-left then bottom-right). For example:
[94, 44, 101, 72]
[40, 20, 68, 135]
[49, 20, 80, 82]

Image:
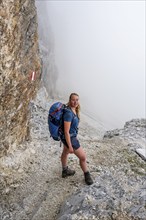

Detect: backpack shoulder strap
[62, 106, 75, 123]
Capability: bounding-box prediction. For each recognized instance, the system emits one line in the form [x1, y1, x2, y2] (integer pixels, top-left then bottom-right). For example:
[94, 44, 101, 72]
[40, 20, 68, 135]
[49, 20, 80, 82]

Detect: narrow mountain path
[0, 88, 105, 220]
[0, 87, 145, 220]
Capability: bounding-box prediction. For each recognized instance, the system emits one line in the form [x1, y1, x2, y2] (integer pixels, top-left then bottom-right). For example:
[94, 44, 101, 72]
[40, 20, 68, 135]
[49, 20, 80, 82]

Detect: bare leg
[74, 146, 88, 173]
[61, 145, 69, 168]
[61, 145, 76, 177]
[74, 146, 93, 185]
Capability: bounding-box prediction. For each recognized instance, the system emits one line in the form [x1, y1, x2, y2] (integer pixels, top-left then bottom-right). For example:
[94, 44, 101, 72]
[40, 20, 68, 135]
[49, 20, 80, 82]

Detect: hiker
[60, 93, 93, 185]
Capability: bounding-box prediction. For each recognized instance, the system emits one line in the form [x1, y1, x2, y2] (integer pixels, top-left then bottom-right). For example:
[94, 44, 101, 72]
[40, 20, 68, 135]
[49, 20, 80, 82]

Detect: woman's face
[70, 95, 79, 108]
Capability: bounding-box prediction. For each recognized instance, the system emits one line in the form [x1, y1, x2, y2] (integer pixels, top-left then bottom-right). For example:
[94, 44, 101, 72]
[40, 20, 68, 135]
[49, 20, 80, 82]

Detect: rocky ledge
[57, 119, 146, 220]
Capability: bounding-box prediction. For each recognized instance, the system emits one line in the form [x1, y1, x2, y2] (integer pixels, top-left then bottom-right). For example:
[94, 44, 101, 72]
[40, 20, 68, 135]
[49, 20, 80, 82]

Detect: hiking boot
[62, 167, 76, 178]
[84, 172, 93, 185]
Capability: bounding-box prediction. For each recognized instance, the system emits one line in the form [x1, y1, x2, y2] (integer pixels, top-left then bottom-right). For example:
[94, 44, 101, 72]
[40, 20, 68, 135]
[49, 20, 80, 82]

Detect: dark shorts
[61, 136, 80, 150]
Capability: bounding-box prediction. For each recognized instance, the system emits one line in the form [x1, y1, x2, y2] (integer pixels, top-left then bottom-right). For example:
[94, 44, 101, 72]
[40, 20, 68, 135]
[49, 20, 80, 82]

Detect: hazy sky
[36, 0, 145, 129]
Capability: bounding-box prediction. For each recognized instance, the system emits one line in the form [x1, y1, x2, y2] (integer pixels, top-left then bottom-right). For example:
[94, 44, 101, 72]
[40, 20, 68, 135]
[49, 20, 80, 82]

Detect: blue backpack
[48, 102, 67, 141]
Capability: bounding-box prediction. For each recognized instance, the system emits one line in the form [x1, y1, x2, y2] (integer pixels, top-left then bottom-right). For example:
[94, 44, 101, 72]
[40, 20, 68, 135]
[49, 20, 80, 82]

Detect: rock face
[0, 0, 41, 157]
[103, 119, 146, 141]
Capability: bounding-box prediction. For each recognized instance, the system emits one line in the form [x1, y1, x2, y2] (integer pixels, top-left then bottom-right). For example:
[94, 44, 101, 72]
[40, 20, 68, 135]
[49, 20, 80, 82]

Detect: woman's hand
[68, 147, 74, 154]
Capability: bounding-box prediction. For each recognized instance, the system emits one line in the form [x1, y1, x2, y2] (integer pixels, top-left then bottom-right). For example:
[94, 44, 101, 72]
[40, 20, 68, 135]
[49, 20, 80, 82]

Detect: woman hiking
[60, 93, 93, 185]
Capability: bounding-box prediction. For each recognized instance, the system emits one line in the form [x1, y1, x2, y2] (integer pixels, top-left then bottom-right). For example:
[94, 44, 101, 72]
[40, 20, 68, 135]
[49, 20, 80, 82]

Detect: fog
[36, 0, 145, 129]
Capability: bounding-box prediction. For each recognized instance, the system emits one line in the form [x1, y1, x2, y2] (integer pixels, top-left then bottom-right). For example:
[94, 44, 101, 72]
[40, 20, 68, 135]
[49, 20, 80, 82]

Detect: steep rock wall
[0, 0, 41, 157]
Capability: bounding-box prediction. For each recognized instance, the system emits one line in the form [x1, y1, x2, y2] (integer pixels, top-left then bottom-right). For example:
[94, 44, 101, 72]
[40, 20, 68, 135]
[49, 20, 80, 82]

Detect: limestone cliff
[0, 0, 41, 157]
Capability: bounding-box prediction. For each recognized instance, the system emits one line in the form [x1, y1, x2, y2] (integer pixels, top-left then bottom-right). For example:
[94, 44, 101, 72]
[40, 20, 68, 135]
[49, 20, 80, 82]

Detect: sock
[84, 171, 89, 175]
[62, 166, 68, 171]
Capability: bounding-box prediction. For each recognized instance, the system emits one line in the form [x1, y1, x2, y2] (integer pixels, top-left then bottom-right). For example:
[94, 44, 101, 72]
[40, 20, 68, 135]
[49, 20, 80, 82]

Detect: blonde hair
[67, 93, 80, 118]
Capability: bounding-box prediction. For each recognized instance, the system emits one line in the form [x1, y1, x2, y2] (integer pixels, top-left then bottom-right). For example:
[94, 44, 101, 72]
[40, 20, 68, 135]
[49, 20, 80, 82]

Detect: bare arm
[64, 121, 74, 153]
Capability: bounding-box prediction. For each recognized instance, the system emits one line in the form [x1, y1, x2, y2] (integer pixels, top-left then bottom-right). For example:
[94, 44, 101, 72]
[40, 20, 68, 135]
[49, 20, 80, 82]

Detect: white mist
[36, 0, 145, 129]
